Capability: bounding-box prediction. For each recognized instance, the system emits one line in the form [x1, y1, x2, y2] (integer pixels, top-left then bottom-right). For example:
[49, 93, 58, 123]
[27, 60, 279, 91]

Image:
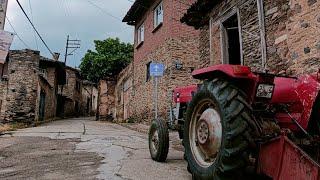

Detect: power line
[28, 0, 38, 50]
[86, 0, 123, 22]
[15, 0, 54, 56]
[5, 17, 30, 48]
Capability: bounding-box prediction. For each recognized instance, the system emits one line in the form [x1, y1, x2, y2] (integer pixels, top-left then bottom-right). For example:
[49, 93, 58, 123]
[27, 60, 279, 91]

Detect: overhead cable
[16, 0, 54, 55]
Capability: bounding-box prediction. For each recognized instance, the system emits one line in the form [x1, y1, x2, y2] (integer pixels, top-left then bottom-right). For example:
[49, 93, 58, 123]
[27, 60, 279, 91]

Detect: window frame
[146, 61, 151, 82]
[137, 23, 145, 46]
[153, 1, 163, 29]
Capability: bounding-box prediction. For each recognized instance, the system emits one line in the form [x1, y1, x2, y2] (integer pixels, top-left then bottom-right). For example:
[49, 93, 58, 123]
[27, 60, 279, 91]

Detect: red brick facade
[129, 0, 200, 122]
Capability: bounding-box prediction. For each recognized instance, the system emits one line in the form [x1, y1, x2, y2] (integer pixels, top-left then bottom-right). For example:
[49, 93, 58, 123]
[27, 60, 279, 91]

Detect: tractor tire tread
[184, 79, 259, 180]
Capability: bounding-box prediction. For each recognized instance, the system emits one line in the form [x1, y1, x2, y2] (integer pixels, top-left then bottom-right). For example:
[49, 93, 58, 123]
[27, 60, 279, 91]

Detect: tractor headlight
[176, 92, 180, 98]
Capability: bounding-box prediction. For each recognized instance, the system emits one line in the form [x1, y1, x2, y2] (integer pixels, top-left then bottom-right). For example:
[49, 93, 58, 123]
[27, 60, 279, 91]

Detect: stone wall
[62, 68, 82, 117]
[37, 76, 56, 121]
[81, 83, 98, 116]
[114, 63, 133, 122]
[2, 50, 40, 124]
[0, 79, 8, 121]
[97, 80, 116, 121]
[264, 0, 320, 75]
[198, 0, 320, 75]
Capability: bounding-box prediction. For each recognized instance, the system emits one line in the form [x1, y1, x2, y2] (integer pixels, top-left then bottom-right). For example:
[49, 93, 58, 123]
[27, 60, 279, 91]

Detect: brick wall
[133, 0, 199, 63]
[101, 0, 201, 122]
[130, 37, 200, 122]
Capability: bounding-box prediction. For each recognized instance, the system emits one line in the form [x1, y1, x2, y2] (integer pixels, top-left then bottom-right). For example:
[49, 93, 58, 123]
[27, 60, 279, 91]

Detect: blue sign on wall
[150, 63, 165, 77]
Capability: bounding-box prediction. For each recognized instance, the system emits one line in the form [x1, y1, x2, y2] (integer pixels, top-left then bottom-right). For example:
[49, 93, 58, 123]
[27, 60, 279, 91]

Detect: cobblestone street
[0, 117, 191, 180]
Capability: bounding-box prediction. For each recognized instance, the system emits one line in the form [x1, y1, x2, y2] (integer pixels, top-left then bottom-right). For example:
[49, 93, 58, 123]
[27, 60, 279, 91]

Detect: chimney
[53, 53, 60, 61]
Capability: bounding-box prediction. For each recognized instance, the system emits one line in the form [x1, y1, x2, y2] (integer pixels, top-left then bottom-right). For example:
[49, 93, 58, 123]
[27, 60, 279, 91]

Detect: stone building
[0, 49, 65, 124]
[181, 0, 320, 75]
[118, 0, 200, 121]
[97, 63, 134, 122]
[58, 66, 83, 117]
[0, 49, 97, 125]
[81, 80, 98, 117]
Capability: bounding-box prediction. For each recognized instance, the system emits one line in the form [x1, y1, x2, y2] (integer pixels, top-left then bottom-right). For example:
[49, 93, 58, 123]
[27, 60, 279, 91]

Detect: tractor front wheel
[148, 118, 169, 162]
[184, 79, 259, 180]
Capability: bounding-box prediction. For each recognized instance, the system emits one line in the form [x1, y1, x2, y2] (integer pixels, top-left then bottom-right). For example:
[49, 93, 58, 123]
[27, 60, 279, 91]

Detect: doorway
[221, 13, 242, 65]
[39, 90, 46, 121]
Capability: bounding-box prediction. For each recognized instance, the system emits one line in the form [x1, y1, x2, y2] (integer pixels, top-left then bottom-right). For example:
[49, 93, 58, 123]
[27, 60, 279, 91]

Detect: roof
[39, 56, 65, 67]
[122, 0, 153, 25]
[39, 56, 66, 85]
[82, 80, 96, 86]
[181, 0, 221, 29]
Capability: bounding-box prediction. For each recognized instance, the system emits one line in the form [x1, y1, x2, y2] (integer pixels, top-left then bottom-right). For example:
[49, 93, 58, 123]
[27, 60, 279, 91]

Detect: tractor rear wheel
[184, 79, 259, 180]
[149, 118, 169, 162]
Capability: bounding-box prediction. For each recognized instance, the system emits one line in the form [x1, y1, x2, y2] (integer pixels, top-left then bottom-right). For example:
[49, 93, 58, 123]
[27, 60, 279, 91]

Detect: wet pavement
[0, 117, 191, 180]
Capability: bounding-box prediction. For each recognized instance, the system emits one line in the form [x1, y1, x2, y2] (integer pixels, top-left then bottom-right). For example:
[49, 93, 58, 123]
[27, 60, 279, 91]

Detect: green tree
[80, 38, 133, 82]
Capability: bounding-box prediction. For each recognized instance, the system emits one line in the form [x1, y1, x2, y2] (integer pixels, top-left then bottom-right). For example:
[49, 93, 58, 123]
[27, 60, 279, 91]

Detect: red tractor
[148, 64, 320, 179]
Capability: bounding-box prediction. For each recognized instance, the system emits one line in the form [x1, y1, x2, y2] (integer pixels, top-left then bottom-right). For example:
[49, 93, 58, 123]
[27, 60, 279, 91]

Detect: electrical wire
[5, 17, 30, 48]
[15, 0, 54, 56]
[28, 0, 38, 50]
[86, 0, 123, 22]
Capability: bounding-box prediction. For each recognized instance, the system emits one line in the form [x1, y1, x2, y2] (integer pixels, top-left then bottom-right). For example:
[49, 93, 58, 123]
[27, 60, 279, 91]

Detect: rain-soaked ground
[0, 117, 191, 180]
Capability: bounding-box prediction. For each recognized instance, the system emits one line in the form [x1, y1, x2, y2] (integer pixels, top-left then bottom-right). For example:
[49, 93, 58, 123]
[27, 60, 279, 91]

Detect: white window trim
[137, 23, 144, 45]
[154, 2, 163, 28]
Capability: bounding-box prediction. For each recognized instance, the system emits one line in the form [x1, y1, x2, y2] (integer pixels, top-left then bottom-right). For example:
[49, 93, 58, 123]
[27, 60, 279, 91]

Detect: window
[39, 68, 47, 79]
[221, 14, 241, 65]
[154, 2, 163, 28]
[137, 24, 144, 44]
[146, 62, 151, 82]
[75, 80, 81, 92]
[123, 78, 131, 91]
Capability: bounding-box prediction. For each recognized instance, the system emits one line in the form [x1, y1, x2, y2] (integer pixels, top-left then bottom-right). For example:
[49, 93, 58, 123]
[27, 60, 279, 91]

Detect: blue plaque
[150, 63, 165, 77]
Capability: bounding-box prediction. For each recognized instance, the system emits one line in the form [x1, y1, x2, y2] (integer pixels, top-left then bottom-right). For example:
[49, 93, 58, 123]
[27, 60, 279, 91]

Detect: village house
[58, 66, 82, 117]
[181, 0, 320, 75]
[57, 66, 98, 118]
[98, 0, 200, 122]
[0, 49, 65, 124]
[0, 49, 98, 125]
[81, 80, 98, 117]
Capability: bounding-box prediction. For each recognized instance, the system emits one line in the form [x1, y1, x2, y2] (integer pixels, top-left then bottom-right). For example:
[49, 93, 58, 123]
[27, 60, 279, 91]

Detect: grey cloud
[4, 0, 133, 67]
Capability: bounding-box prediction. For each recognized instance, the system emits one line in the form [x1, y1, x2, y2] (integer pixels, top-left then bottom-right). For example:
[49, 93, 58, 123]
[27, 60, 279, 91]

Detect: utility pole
[64, 35, 80, 65]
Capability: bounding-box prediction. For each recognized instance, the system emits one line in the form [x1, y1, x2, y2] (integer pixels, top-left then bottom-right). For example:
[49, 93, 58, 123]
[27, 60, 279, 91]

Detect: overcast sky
[4, 0, 134, 67]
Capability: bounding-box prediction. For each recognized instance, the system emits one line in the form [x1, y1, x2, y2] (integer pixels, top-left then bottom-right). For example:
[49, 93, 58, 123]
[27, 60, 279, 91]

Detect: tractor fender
[293, 75, 320, 129]
[273, 75, 320, 130]
[192, 65, 257, 101]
